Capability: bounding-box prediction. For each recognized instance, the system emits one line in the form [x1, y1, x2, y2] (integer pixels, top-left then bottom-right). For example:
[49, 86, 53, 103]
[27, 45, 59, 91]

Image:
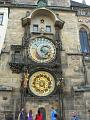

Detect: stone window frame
[79, 24, 90, 53]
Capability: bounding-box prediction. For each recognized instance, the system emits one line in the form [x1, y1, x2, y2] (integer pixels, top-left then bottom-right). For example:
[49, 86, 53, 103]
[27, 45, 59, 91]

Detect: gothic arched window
[79, 28, 90, 53]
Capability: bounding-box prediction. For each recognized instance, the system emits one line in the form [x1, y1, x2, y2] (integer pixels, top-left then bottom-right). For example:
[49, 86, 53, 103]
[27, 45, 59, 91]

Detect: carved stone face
[29, 71, 55, 96]
[28, 37, 56, 63]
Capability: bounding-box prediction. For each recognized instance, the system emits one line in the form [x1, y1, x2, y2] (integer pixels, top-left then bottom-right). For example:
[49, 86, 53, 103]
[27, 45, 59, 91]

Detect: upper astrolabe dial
[28, 37, 56, 63]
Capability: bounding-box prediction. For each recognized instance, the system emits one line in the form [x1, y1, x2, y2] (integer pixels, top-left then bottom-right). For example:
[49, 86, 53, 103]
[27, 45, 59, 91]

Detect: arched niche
[30, 8, 56, 22]
[30, 8, 57, 33]
[22, 7, 64, 33]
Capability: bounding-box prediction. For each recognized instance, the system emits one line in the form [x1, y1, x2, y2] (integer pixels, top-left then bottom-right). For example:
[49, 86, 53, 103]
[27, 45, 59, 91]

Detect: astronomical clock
[27, 37, 57, 97]
[9, 9, 64, 101]
[28, 37, 56, 63]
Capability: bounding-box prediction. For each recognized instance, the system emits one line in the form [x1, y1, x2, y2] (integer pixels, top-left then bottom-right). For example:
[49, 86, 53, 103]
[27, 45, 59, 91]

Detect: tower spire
[82, 0, 86, 4]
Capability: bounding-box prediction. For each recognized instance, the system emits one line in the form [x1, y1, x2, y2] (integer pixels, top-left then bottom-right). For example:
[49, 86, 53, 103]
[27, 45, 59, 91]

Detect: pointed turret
[82, 0, 86, 4]
[37, 0, 47, 8]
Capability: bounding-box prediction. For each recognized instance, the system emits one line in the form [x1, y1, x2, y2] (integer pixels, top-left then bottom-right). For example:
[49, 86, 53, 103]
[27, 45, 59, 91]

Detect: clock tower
[10, 5, 64, 120]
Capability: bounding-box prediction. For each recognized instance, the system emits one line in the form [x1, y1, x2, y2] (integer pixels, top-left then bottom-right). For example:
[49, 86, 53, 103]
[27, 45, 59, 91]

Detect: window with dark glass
[46, 25, 51, 32]
[33, 24, 38, 32]
[0, 14, 3, 25]
[14, 51, 21, 63]
[79, 28, 89, 52]
[80, 9, 86, 16]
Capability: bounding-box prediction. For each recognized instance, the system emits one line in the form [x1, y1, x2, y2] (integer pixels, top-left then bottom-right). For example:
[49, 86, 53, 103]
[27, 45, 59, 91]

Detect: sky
[74, 0, 90, 5]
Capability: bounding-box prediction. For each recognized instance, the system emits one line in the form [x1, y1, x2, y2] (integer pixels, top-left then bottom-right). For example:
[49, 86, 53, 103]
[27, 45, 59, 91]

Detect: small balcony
[9, 53, 24, 73]
[11, 53, 23, 64]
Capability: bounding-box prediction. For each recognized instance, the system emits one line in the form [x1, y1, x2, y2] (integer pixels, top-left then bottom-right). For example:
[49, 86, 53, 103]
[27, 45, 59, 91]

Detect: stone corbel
[55, 13, 64, 29]
[22, 11, 31, 27]
[54, 18, 64, 48]
[22, 16, 31, 27]
[54, 20, 64, 30]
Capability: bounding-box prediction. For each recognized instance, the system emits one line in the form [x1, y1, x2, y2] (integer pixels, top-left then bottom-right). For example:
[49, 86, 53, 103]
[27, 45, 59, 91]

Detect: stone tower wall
[14, 0, 70, 7]
[0, 7, 90, 120]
